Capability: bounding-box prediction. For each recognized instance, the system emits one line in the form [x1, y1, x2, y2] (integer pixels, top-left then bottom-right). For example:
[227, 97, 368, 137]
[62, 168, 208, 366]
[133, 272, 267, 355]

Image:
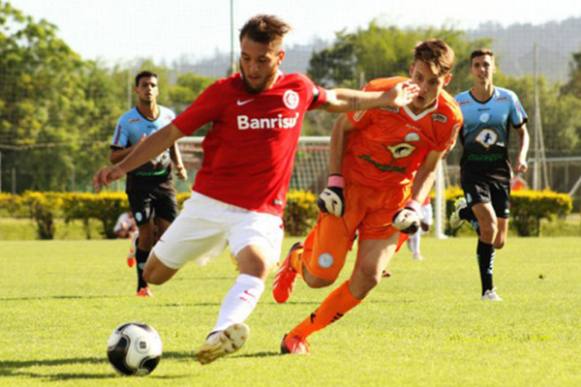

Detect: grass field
[0, 237, 579, 386]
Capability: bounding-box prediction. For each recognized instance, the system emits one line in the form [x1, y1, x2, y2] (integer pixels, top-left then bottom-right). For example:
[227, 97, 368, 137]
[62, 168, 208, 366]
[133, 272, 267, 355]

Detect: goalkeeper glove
[317, 174, 345, 217]
[392, 199, 421, 234]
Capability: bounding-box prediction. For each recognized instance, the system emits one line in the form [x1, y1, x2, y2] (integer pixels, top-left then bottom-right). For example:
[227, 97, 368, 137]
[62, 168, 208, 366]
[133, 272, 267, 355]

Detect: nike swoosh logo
[237, 99, 254, 106]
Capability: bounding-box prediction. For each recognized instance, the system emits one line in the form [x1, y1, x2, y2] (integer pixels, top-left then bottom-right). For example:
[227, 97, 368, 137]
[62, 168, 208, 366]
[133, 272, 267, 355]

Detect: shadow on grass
[0, 295, 123, 302]
[232, 351, 282, 359]
[0, 355, 189, 381]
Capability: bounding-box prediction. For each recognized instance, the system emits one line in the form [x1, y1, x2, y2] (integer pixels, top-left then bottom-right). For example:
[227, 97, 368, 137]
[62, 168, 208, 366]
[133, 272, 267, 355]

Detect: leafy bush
[284, 190, 319, 236]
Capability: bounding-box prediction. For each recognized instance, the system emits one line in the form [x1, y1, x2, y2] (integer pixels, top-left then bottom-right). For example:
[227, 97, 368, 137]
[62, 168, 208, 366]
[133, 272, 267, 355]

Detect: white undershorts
[152, 192, 284, 269]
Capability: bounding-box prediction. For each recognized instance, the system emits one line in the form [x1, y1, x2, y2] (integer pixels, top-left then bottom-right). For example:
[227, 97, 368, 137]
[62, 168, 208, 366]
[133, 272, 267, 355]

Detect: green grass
[0, 238, 579, 386]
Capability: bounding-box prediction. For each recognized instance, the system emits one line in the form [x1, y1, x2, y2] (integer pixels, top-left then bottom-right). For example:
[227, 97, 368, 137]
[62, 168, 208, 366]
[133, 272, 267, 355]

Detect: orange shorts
[302, 183, 411, 281]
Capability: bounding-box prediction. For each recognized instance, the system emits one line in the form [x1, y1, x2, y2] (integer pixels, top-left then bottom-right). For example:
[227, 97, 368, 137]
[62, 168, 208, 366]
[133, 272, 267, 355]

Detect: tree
[0, 1, 124, 192]
[561, 51, 581, 98]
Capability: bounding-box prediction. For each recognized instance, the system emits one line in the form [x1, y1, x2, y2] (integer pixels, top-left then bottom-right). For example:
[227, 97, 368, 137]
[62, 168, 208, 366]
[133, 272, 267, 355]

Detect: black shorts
[127, 186, 178, 226]
[461, 177, 510, 218]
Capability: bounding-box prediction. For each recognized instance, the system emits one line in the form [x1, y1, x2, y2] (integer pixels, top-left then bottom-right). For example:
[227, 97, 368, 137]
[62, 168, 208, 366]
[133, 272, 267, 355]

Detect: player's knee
[303, 271, 334, 288]
[494, 239, 505, 249]
[479, 222, 498, 241]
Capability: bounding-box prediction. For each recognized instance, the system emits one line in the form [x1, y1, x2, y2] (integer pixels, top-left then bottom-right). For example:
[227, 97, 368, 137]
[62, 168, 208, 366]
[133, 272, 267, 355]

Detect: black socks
[135, 248, 150, 291]
[476, 240, 495, 295]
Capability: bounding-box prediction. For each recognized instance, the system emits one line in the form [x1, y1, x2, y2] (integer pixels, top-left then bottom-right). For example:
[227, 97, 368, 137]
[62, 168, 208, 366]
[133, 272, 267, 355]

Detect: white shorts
[152, 192, 284, 270]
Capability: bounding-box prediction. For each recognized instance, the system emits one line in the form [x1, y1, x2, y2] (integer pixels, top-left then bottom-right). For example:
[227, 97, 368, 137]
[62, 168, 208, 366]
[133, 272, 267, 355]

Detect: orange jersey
[344, 77, 463, 188]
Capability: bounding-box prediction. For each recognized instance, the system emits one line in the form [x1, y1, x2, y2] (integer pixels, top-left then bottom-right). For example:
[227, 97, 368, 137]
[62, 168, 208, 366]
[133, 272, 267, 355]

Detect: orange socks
[289, 281, 361, 339]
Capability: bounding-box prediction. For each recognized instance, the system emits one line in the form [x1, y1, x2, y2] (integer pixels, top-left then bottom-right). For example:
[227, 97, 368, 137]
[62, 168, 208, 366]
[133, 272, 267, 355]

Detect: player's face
[135, 77, 159, 104]
[409, 61, 451, 112]
[239, 36, 285, 93]
[471, 55, 495, 86]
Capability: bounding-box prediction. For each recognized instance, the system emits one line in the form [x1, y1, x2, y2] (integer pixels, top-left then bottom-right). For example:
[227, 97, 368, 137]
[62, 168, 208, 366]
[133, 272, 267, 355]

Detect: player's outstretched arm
[322, 81, 419, 113]
[93, 124, 184, 191]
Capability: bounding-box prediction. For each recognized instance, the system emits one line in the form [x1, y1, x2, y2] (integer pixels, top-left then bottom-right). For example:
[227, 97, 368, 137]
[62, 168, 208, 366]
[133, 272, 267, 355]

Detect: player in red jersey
[273, 40, 463, 355]
[93, 15, 419, 364]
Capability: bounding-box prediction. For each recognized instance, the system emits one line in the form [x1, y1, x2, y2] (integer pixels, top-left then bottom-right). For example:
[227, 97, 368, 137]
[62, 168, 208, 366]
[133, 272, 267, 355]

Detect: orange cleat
[136, 287, 153, 297]
[272, 242, 303, 303]
[280, 334, 310, 355]
[126, 257, 136, 268]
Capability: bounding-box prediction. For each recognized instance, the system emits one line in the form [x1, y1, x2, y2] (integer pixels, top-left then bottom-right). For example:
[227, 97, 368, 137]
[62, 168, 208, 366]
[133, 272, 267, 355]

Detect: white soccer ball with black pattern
[107, 322, 162, 376]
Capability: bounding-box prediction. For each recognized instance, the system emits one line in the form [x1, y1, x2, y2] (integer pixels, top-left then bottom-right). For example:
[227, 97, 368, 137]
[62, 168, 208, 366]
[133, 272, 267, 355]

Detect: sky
[7, 0, 581, 64]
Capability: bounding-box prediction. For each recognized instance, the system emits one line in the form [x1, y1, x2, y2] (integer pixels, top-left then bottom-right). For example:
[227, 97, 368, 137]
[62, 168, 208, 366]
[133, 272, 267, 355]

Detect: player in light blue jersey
[451, 49, 529, 301]
[110, 70, 187, 297]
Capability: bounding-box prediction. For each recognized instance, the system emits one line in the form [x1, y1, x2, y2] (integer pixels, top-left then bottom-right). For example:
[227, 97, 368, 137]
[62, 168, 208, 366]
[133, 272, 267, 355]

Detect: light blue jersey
[455, 87, 527, 179]
[111, 106, 176, 183]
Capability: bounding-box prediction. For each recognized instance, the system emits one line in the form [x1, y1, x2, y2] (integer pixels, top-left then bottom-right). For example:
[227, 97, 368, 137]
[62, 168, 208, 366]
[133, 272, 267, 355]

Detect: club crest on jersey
[479, 112, 491, 123]
[475, 128, 498, 148]
[283, 90, 300, 110]
[432, 113, 448, 123]
[387, 143, 415, 159]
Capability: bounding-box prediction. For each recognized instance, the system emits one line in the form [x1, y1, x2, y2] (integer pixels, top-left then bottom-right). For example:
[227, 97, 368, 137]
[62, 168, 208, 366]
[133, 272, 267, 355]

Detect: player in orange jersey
[273, 39, 463, 354]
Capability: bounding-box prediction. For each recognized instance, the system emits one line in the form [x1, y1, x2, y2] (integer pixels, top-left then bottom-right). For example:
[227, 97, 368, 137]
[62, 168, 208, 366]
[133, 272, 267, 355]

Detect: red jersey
[345, 77, 462, 188]
[173, 72, 327, 216]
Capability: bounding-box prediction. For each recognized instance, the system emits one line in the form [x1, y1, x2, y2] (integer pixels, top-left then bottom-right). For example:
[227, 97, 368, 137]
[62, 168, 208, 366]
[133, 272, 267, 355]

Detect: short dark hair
[239, 14, 291, 44]
[413, 39, 455, 76]
[135, 70, 158, 87]
[470, 48, 494, 62]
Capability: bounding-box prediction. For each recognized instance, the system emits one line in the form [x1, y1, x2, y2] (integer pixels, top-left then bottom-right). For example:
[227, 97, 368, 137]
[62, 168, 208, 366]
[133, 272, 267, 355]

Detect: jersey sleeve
[509, 91, 528, 128]
[172, 81, 225, 135]
[432, 99, 463, 152]
[111, 116, 129, 149]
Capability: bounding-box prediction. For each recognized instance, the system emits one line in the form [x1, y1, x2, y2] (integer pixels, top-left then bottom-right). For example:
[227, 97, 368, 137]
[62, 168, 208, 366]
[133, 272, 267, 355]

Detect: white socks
[212, 274, 265, 332]
[408, 232, 420, 256]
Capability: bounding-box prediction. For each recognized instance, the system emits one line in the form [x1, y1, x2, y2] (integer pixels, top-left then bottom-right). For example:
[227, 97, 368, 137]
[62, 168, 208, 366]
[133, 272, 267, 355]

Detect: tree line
[1, 2, 580, 193]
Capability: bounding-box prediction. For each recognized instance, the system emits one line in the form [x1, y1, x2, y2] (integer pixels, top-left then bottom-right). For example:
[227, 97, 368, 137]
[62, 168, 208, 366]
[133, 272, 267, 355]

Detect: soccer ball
[107, 322, 162, 376]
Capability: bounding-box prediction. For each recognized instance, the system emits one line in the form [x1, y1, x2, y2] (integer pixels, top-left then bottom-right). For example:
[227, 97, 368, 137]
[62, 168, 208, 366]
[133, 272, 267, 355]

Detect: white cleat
[195, 323, 250, 365]
[481, 288, 503, 301]
[449, 197, 467, 231]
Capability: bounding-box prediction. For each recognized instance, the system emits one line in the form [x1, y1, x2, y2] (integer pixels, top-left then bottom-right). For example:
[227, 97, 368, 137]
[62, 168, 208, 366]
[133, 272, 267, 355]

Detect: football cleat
[195, 323, 250, 365]
[280, 334, 310, 355]
[126, 233, 138, 267]
[272, 242, 303, 304]
[136, 287, 153, 297]
[449, 197, 467, 231]
[481, 288, 503, 301]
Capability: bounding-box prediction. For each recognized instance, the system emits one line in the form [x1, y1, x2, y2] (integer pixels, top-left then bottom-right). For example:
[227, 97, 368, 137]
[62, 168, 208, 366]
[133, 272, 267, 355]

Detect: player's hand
[175, 165, 188, 181]
[515, 157, 528, 173]
[388, 81, 420, 107]
[93, 165, 126, 192]
[392, 200, 421, 234]
[317, 174, 345, 217]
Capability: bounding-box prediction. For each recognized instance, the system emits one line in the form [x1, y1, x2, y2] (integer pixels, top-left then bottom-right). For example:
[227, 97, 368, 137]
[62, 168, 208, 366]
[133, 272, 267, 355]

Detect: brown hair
[239, 15, 291, 44]
[470, 48, 494, 62]
[135, 70, 157, 87]
[413, 39, 455, 76]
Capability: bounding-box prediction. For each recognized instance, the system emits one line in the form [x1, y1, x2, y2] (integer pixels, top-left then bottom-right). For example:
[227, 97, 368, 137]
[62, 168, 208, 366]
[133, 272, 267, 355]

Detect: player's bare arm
[514, 124, 530, 173]
[328, 115, 354, 174]
[94, 124, 184, 190]
[170, 142, 188, 180]
[109, 135, 147, 164]
[322, 81, 419, 113]
[411, 150, 445, 204]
